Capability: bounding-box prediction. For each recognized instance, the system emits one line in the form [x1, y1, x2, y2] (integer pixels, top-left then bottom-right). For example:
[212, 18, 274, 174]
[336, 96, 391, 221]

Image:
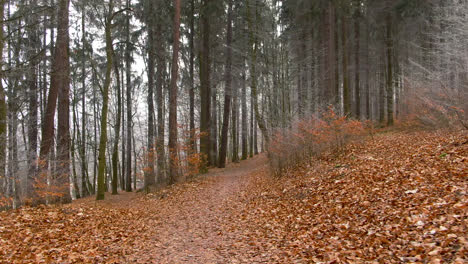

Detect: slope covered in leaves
[220, 131, 468, 263]
[0, 131, 466, 263]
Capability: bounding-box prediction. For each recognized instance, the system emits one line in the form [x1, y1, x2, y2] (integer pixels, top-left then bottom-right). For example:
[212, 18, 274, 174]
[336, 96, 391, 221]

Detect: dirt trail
[117, 155, 269, 263]
[0, 154, 269, 264]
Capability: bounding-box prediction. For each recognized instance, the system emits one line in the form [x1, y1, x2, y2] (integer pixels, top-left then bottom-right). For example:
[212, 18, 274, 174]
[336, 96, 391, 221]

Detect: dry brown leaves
[0, 196, 158, 263]
[0, 131, 466, 263]
[219, 130, 468, 263]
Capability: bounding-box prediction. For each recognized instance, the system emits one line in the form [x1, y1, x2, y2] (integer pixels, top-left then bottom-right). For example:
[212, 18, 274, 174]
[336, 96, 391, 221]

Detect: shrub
[268, 107, 366, 177]
[400, 80, 467, 130]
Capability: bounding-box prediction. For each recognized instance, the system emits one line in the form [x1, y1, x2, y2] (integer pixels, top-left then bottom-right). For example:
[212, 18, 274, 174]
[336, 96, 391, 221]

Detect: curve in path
[127, 154, 268, 263]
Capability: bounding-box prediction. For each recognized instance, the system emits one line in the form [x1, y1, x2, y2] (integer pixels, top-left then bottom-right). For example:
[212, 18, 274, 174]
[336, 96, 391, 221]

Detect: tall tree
[199, 0, 212, 169]
[0, 0, 8, 199]
[248, 0, 269, 145]
[26, 0, 40, 203]
[7, 15, 20, 207]
[80, 4, 90, 197]
[385, 11, 394, 126]
[125, 0, 132, 192]
[218, 0, 233, 168]
[364, 11, 371, 120]
[55, 0, 72, 204]
[96, 0, 114, 200]
[342, 10, 351, 116]
[324, 1, 337, 107]
[144, 0, 156, 190]
[189, 0, 196, 153]
[168, 0, 181, 184]
[38, 0, 72, 204]
[241, 68, 248, 160]
[111, 54, 122, 195]
[354, 1, 361, 119]
[155, 3, 166, 183]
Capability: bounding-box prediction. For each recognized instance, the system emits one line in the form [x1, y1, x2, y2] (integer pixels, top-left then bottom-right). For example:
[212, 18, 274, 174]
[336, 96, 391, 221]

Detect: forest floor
[0, 130, 467, 263]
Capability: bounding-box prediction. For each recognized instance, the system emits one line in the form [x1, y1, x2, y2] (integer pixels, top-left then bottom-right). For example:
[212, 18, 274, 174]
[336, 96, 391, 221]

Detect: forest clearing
[1, 130, 466, 263]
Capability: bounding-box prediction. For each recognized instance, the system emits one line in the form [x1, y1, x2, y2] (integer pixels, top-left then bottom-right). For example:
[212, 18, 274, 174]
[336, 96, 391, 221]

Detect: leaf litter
[0, 131, 466, 263]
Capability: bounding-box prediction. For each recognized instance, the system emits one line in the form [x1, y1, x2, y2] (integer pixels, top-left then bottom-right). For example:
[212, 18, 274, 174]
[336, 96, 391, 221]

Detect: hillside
[0, 131, 467, 263]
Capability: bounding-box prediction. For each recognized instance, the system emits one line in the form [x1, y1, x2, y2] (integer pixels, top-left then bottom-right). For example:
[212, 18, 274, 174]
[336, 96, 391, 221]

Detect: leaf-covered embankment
[221, 131, 467, 263]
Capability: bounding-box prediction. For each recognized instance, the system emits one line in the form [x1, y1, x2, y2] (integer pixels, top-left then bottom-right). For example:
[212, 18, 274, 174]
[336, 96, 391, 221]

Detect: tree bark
[125, 0, 132, 192]
[72, 88, 80, 199]
[386, 13, 394, 126]
[144, 0, 156, 190]
[354, 4, 361, 119]
[365, 13, 371, 120]
[80, 5, 90, 197]
[56, 0, 72, 204]
[248, 0, 269, 145]
[26, 0, 39, 203]
[111, 54, 122, 195]
[96, 0, 115, 200]
[189, 0, 196, 153]
[323, 1, 337, 107]
[155, 10, 166, 183]
[218, 0, 233, 168]
[241, 68, 248, 160]
[211, 86, 218, 164]
[168, 0, 181, 184]
[0, 0, 6, 199]
[200, 0, 212, 169]
[38, 0, 72, 204]
[342, 13, 351, 117]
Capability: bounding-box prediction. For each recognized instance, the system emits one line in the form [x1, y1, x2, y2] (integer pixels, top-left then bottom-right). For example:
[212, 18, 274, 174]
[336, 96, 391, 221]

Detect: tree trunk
[38, 0, 72, 204]
[7, 89, 19, 207]
[155, 12, 166, 183]
[189, 0, 196, 153]
[379, 46, 386, 125]
[248, 0, 269, 145]
[231, 26, 239, 163]
[56, 0, 72, 204]
[121, 65, 126, 190]
[211, 86, 218, 164]
[354, 5, 361, 119]
[112, 54, 122, 195]
[342, 13, 350, 117]
[7, 25, 20, 207]
[26, 0, 39, 203]
[200, 0, 212, 169]
[92, 48, 98, 194]
[168, 0, 181, 184]
[0, 0, 6, 199]
[125, 0, 132, 192]
[323, 1, 337, 107]
[298, 29, 307, 119]
[144, 0, 156, 190]
[249, 94, 253, 158]
[218, 0, 233, 168]
[241, 68, 248, 160]
[80, 5, 89, 197]
[72, 91, 80, 199]
[385, 13, 394, 126]
[365, 14, 371, 120]
[96, 0, 115, 200]
[231, 80, 239, 163]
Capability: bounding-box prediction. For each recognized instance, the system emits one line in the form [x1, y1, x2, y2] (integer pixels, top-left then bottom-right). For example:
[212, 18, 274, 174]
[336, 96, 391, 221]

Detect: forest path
[0, 154, 270, 264]
[123, 154, 269, 263]
[3, 131, 465, 263]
